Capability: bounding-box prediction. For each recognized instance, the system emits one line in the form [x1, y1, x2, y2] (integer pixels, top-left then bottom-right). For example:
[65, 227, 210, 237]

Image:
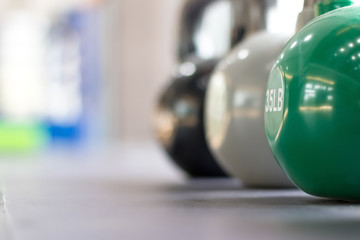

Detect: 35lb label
[265, 88, 283, 112]
[264, 67, 285, 140]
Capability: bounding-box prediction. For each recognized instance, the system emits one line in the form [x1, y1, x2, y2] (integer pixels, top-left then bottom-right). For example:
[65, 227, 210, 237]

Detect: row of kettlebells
[154, 0, 360, 202]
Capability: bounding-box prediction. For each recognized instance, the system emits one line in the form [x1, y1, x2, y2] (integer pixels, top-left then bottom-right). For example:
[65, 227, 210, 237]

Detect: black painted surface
[178, 0, 248, 61]
[155, 58, 226, 177]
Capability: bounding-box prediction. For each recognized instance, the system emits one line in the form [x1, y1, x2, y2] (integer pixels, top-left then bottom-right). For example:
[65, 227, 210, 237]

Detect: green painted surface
[0, 122, 47, 153]
[265, 5, 360, 201]
[315, 0, 356, 16]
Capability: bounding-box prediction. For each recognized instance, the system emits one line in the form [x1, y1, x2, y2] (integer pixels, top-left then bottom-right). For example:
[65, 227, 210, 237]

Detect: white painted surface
[205, 31, 293, 187]
[101, 0, 183, 140]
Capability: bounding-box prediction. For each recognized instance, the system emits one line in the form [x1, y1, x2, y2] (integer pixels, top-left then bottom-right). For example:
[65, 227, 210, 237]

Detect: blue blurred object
[46, 9, 102, 146]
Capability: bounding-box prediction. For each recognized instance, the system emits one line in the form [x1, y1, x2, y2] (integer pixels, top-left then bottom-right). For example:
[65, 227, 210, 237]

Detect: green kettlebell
[265, 0, 360, 201]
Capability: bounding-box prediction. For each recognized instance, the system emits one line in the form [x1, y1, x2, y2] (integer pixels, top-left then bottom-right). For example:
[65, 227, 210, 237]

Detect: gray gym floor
[0, 142, 358, 240]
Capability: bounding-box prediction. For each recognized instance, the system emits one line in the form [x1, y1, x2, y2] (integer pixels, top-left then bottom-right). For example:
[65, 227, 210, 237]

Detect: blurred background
[1, 2, 359, 240]
[0, 0, 184, 153]
[0, 0, 310, 151]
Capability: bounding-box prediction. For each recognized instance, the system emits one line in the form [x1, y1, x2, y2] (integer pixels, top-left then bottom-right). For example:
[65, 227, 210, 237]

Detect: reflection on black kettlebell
[154, 0, 269, 177]
[155, 58, 222, 177]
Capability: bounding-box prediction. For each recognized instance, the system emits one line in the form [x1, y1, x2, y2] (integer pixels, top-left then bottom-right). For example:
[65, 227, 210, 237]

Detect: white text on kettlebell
[265, 88, 283, 112]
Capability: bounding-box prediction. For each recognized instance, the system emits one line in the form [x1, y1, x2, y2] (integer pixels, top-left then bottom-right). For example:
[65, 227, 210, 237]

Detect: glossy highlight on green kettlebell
[315, 0, 355, 16]
[265, 5, 360, 201]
